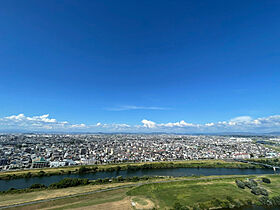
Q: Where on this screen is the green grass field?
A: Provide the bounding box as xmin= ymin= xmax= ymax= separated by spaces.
xmin=261 ymin=175 xmax=280 ymax=197
xmin=127 ymin=175 xmax=280 ymax=209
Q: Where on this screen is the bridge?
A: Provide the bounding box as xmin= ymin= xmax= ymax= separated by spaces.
xmin=235 ymin=159 xmax=280 ymax=171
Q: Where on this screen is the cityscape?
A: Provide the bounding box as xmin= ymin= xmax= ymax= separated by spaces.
xmin=1 ymin=0 xmax=280 ymax=209
xmin=1 ymin=134 xmax=279 ymax=171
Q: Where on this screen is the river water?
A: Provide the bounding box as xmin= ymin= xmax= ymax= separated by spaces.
xmin=0 ymin=167 xmax=275 ymax=191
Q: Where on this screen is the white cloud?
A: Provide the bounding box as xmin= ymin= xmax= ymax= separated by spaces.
xmin=140 ymin=119 xmax=198 ymax=130
xmin=1 ymin=113 xmax=280 ymax=133
xmin=0 ymin=114 xmax=83 ymax=131
xmin=106 ymin=106 xmax=168 ymax=111
xmin=159 ymin=120 xmax=196 ymax=128
xmin=230 ymin=116 xmax=252 ymax=123
xmin=5 ymin=113 xmax=25 ymax=120
xmin=141 ymin=119 xmax=156 ymax=128
xmin=205 ymin=122 xmax=214 ymax=127
xmin=26 ymin=114 xmax=57 ymax=123
xmin=139 ymin=115 xmax=280 ymax=132
xmin=70 ymin=123 xmax=86 ymax=128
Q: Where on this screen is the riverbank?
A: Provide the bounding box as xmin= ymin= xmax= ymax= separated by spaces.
xmin=0 ymin=167 xmax=275 ymax=191
xmin=0 ymin=175 xmax=162 ymax=194
xmin=0 ymin=159 xmax=260 ymax=180
xmin=1 ymin=174 xmax=279 ymax=210
xmin=245 ymin=158 xmax=280 ymax=168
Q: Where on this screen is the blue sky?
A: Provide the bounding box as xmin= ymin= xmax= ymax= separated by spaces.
xmin=0 ymin=0 xmax=280 ymax=132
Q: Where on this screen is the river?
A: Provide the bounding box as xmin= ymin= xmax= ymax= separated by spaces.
xmin=0 ymin=167 xmax=276 ymax=191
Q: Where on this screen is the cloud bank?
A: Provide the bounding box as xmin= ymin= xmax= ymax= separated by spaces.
xmin=0 ymin=113 xmax=280 ymax=133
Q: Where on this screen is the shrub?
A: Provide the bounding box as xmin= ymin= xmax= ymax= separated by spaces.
xmin=29 ymin=183 xmax=46 ymax=189
xmin=251 ymin=187 xmax=267 ymax=196
xmin=259 ymin=196 xmax=272 ymax=206
xmin=211 ymin=198 xmax=223 ymax=207
xmin=49 ymin=178 xmax=89 ymax=189
xmin=131 ymin=176 xmax=140 ymax=182
xmin=245 ymin=199 xmax=253 ymax=205
xmin=173 ymin=202 xmax=189 ymax=210
xmin=198 ymin=202 xmax=208 ymax=209
xmin=244 ymin=179 xmax=257 ymax=189
xmin=259 ymin=188 xmax=269 ymax=196
xmin=235 ymin=180 xmax=245 ymax=189
xmin=262 ymin=177 xmax=271 ymax=184
xmin=78 ymin=166 xmax=89 ymax=174
xmin=103 ymin=178 xmax=110 ymax=183
xmin=270 ymin=195 xmax=280 ymax=206
xmin=23 ymin=172 xmax=32 ymax=178
xmin=233 ymin=200 xmax=242 ymax=208
xmin=37 ymin=171 xmax=46 ymax=177
xmin=192 ymin=205 xmax=202 ymax=210
xmin=249 ymin=179 xmax=258 ymax=187
xmin=251 ymin=187 xmax=260 ymax=195
xmin=226 ymin=196 xmax=234 ymax=203
xmin=116 ymin=176 xmax=124 ymax=182
xmin=220 ymin=200 xmax=231 ymax=208
xmin=94 ymin=178 xmax=103 ymax=184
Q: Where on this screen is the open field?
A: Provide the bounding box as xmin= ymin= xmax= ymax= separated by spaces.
xmin=74 ymin=196 xmax=132 ymax=210
xmin=2 ymin=174 xmax=280 ymax=210
xmin=261 ymin=175 xmax=280 ymax=197
xmin=5 ymin=188 xmax=130 ymax=210
xmin=127 ymin=174 xmax=280 ymax=209
xmin=0 ymin=177 xmax=171 ymax=207
xmin=0 ymin=159 xmax=258 ymax=180
xmin=0 ymin=183 xmax=130 ymax=207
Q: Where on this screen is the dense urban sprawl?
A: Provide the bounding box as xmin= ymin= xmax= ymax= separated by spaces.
xmin=0 ymin=134 xmax=279 ymax=171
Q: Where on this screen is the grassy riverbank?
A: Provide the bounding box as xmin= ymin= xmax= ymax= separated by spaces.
xmin=127 ymin=174 xmax=280 ymax=209
xmin=0 ymin=176 xmax=170 ymax=208
xmin=1 ymin=186 xmax=131 ymax=210
xmin=2 ymin=174 xmax=279 ymax=210
xmin=0 ymin=159 xmax=259 ymax=180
